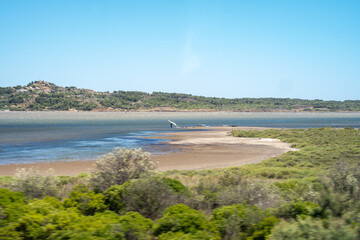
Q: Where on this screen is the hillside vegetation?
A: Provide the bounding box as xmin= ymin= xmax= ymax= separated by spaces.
xmin=1 ymin=81 xmax=360 ymax=111
xmin=1 ymin=128 xmax=360 ymax=239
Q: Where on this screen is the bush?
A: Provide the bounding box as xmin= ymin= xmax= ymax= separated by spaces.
xmin=153 ymin=204 xmax=219 ymax=239
xmin=156 ymin=231 xmax=217 ymax=240
xmin=0 ymin=196 xmax=81 ymax=239
xmin=63 ymin=185 xmax=107 ymax=215
xmin=118 ymin=211 xmax=154 ymax=240
xmin=0 ymin=189 xmax=25 ymax=207
xmin=47 ymin=211 xmax=125 ymax=240
xmin=211 ymin=203 xmax=278 ymax=240
xmin=273 ymin=178 xmax=322 ymax=203
xmin=0 ymin=190 xmax=28 ymax=227
xmin=269 ymin=217 xmax=358 ymax=240
xmin=160 ymin=177 xmax=190 ymax=195
xmin=276 ymin=200 xmax=324 ymax=219
xmin=0 ymin=195 xmax=153 ymax=240
xmin=216 ymin=180 xmax=280 ymax=209
xmin=10 ymin=168 xmax=59 ymax=199
xmin=104 ymin=177 xmax=189 ymax=215
xmin=326 ymin=163 xmax=360 ymax=202
xmin=104 ymin=183 xmax=130 ymax=213
xmin=312 ymin=163 xmax=360 ymax=217
xmin=91 ymin=148 xmax=156 ymax=192
xmin=123 ymin=178 xmax=180 ymax=219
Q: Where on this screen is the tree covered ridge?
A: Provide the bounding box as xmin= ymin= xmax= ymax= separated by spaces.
xmin=1 ymin=80 xmax=359 ymax=111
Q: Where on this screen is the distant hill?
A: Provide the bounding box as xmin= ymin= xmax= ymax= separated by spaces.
xmin=1 ymin=81 xmax=359 ymax=112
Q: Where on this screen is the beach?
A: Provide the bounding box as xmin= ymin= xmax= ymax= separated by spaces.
xmin=0 ymin=127 xmax=297 ymax=176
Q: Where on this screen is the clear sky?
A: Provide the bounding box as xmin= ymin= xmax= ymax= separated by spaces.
xmin=1 ymin=0 xmax=359 ymax=100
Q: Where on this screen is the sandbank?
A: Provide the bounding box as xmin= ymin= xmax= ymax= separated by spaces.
xmin=0 ymin=127 xmax=297 ymax=176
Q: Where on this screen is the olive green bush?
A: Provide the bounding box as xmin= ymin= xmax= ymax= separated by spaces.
xmin=117 ymin=211 xmax=154 ymax=240
xmin=104 ymin=182 xmax=130 ymax=213
xmin=11 ymin=168 xmax=59 ymax=199
xmin=211 ymin=203 xmax=278 ymax=240
xmin=153 ymin=204 xmax=219 ymax=240
xmin=0 ymin=189 xmax=25 ymax=207
xmin=269 ymin=217 xmax=358 ymax=240
xmin=276 ymin=200 xmax=324 ymax=219
xmin=216 ymin=180 xmax=281 ymax=209
xmin=63 ymin=185 xmax=107 ymax=215
xmin=0 ymin=192 xmax=154 ymax=240
xmin=122 ymin=178 xmax=181 ymax=219
xmin=91 ymin=148 xmax=156 ymax=192
xmin=325 ymin=163 xmax=360 ymax=202
xmin=0 ymin=196 xmax=80 ymax=240
xmin=47 ymin=211 xmax=126 ymax=240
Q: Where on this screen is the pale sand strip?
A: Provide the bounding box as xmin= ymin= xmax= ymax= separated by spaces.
xmin=0 ymin=127 xmax=297 ymax=176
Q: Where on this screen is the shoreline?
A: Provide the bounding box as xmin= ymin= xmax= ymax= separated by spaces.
xmin=1 ymin=110 xmax=360 ymax=113
xmin=0 ymin=127 xmax=297 ymax=176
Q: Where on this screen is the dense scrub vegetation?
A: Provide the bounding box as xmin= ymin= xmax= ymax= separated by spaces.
xmin=1 ymin=81 xmax=360 ymax=111
xmin=233 ymin=127 xmax=360 ymax=170
xmin=1 ymin=128 xmax=360 ymax=239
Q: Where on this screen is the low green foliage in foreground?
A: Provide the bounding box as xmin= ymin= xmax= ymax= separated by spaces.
xmin=1 ymin=128 xmax=360 ymax=239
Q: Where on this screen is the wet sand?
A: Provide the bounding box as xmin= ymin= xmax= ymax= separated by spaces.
xmin=0 ymin=127 xmax=297 ymax=176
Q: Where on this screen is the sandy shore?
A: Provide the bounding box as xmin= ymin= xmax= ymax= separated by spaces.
xmin=0 ymin=127 xmax=297 ymax=176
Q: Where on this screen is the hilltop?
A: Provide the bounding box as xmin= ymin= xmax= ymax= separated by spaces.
xmin=1 ymin=81 xmax=359 ymax=112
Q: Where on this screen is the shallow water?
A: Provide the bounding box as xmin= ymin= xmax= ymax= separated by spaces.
xmin=1 ymin=111 xmax=359 ymax=164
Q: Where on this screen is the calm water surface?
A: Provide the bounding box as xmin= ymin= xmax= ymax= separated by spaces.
xmin=1 ymin=112 xmax=359 ymax=165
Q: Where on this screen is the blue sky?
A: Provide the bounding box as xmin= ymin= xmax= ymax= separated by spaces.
xmin=0 ymin=0 xmax=359 ymax=100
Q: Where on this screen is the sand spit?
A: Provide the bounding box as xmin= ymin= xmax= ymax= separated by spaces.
xmin=152 ymin=127 xmax=297 ymax=171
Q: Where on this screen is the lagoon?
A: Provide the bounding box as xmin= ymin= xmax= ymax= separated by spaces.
xmin=1 ymin=111 xmax=359 ymax=165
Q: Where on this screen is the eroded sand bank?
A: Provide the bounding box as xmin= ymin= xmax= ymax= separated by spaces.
xmin=0 ymin=127 xmax=297 ymax=176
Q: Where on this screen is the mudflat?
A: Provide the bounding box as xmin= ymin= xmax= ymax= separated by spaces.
xmin=0 ymin=127 xmax=297 ymax=176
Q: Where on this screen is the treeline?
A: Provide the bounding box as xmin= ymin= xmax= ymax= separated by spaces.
xmin=1 ymin=128 xmax=360 ymax=239
xmin=1 ymin=81 xmax=360 ymax=111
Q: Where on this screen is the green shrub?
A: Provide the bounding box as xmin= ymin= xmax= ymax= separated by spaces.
xmin=326 ymin=163 xmax=360 ymax=202
xmin=273 ymin=178 xmax=321 ymax=202
xmin=160 ymin=177 xmax=190 ymax=195
xmin=0 ymin=196 xmax=153 ymax=240
xmin=47 ymin=211 xmax=125 ymax=240
xmin=104 ymin=183 xmax=130 ymax=213
xmin=211 ymin=203 xmax=279 ymax=240
xmin=63 ymin=185 xmax=107 ymax=215
xmin=52 ymin=211 xmax=152 ymax=239
xmin=153 ymin=204 xmax=219 ymax=239
xmin=0 ymin=199 xmax=28 ymax=227
xmin=123 ymin=178 xmax=180 ymax=219
xmin=0 ymin=197 xmax=81 ymax=239
xmin=0 ymin=189 xmax=25 ymax=207
xmin=276 ymin=200 xmax=324 ymax=219
xmin=216 ymin=180 xmax=280 ymax=209
xmin=157 ymin=231 xmax=218 ymax=240
xmin=269 ymin=217 xmax=358 ymax=240
xmin=118 ymin=211 xmax=154 ymax=240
